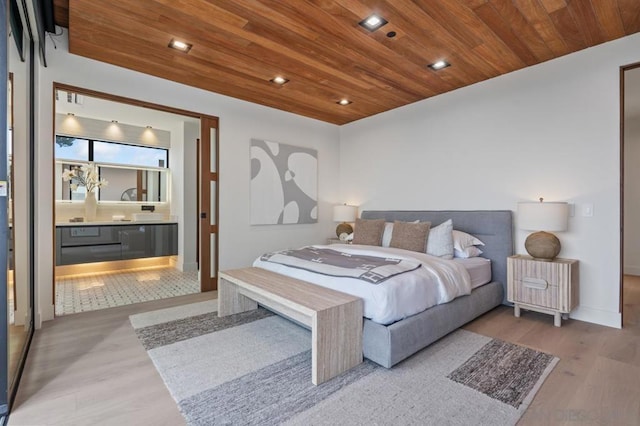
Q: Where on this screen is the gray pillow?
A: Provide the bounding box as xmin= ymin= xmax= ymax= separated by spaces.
xmin=352 ymin=218 xmax=386 ymax=246
xmin=390 ymin=221 xmax=431 ymax=253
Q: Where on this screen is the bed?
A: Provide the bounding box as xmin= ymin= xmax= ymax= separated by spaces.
xmin=255 ymin=210 xmax=513 ymax=368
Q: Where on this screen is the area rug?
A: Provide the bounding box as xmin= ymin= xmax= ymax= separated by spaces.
xmin=130 ymin=300 xmax=558 ymax=426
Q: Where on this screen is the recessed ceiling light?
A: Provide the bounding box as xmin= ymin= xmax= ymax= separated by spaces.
xmin=337 ymin=99 xmax=352 ymax=106
xmin=358 ymin=14 xmax=388 ymax=32
xmin=270 ymin=76 xmax=289 ymax=85
xmin=169 ymin=39 xmax=192 ymax=53
xmin=428 ymin=60 xmax=451 ymax=70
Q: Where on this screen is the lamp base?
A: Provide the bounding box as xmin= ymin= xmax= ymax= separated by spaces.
xmin=336 ymin=223 xmax=353 ymax=238
xmin=524 ymin=231 xmax=561 ymax=260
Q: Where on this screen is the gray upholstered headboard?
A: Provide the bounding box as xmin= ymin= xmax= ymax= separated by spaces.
xmin=361 ymin=210 xmax=513 ymax=304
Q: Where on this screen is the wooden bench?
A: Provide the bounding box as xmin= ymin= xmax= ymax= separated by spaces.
xmin=218 ymin=267 xmax=363 ymax=385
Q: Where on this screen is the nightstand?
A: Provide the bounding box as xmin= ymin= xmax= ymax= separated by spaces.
xmin=507 ymin=255 xmax=579 ymax=327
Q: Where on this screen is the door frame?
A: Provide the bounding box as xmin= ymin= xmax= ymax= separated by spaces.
xmin=620 ymin=61 xmax=640 ymax=327
xmin=199 ymin=118 xmax=219 ymax=291
xmin=51 ymin=83 xmax=219 ymax=295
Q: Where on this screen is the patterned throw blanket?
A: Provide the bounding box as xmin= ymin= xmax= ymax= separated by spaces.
xmin=260 ymin=247 xmax=421 ymax=284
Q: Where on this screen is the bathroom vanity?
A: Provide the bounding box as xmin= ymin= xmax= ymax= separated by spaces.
xmin=55 ymin=221 xmax=178 ymax=266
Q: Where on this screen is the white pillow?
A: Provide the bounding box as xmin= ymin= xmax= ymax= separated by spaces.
xmin=452 ymin=230 xmax=484 ymax=252
xmin=382 ymin=220 xmax=419 ymax=247
xmin=381 ymin=222 xmax=394 ymax=247
xmin=426 ymin=219 xmax=453 ymax=259
xmin=454 ymin=246 xmax=484 ymax=258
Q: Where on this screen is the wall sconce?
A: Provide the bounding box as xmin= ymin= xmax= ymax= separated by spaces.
xmin=518 ymin=198 xmax=569 ymax=260
xmin=333 ymin=204 xmax=357 ymax=239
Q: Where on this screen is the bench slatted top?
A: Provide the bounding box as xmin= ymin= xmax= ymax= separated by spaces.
xmin=219 ymin=267 xmax=361 ymax=313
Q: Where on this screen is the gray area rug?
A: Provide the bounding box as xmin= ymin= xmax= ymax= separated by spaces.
xmin=130 ymin=300 xmax=558 ymax=426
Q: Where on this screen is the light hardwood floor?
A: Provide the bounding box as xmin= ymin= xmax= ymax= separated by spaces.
xmin=9 ymin=292 xmax=215 ymax=426
xmin=8 ymin=278 xmax=640 ymax=425
xmin=466 ymin=275 xmax=640 ymax=425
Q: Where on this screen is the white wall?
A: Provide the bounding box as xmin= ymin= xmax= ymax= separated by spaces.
xmin=9 ymin=28 xmax=32 ymax=327
xmin=340 ymin=33 xmax=640 ymax=329
xmin=33 ymin=31 xmax=340 ymax=325
xmin=624 ymin=67 xmax=640 ymax=276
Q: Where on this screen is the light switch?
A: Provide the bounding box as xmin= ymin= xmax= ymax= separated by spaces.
xmin=582 ymin=203 xmax=594 ymax=217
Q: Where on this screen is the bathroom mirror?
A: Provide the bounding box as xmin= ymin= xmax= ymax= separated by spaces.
xmin=54 ymin=162 xmax=169 ymax=202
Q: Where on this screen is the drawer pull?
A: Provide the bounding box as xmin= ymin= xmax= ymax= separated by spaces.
xmin=523 ymin=277 xmax=548 ymax=290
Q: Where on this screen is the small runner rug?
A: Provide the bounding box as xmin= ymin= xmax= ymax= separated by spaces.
xmin=130 ymin=300 xmax=558 ymax=426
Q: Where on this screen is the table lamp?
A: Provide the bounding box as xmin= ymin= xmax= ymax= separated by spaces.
xmin=518 ymin=198 xmax=569 ymax=260
xmin=333 ymin=204 xmax=357 ymax=239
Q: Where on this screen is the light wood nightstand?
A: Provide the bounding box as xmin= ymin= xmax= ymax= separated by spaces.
xmin=507 ymin=255 xmax=579 ymax=327
xmin=327 ymin=238 xmax=349 ymax=245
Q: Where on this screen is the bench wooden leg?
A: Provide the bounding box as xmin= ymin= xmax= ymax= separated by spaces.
xmin=218 ymin=278 xmax=257 ymax=317
xmin=311 ymin=300 xmax=363 ymax=385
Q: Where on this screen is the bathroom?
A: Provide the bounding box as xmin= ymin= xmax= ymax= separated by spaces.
xmin=52 ymin=88 xmax=204 ymax=315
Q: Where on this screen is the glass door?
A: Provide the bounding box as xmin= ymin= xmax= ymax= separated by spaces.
xmin=3 ymin=0 xmax=35 ymax=414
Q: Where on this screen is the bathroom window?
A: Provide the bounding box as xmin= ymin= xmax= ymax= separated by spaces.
xmin=54 ymin=137 xmax=89 ymax=162
xmin=55 ymin=136 xmax=168 ymax=168
xmin=55 ymin=137 xmax=169 ymax=202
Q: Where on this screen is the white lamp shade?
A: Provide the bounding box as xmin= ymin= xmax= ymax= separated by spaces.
xmin=518 ymin=201 xmax=569 ymax=232
xmin=333 ymin=205 xmax=357 ymax=222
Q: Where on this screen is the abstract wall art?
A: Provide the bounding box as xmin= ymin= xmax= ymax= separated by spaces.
xmin=250 ymin=139 xmax=318 ymax=225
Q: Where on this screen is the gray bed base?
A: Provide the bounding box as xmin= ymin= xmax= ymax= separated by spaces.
xmin=360 ymin=210 xmax=513 ymax=368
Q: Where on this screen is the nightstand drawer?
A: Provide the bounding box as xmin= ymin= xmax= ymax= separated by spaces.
xmin=513 ymin=278 xmax=559 ymax=309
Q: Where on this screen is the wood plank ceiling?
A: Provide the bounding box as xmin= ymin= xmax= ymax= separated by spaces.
xmin=53 ymin=0 xmax=640 ymax=125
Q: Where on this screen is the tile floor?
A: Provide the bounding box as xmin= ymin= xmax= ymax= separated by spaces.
xmin=55 ymin=266 xmax=200 ymax=316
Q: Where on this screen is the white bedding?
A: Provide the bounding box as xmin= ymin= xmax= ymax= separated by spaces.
xmin=453 ymin=257 xmax=492 ymax=289
xmin=253 ymin=244 xmax=472 ymax=325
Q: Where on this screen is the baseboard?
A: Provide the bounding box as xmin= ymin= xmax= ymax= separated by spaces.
xmin=180 ymin=262 xmax=198 ymax=272
xmin=35 ymin=311 xmax=42 ymax=329
xmin=623 ymin=266 xmax=640 ymax=276
xmin=36 ymin=303 xmax=56 ymax=327
xmin=570 ymin=305 xmax=621 ymax=329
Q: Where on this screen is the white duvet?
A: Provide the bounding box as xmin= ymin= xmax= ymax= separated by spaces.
xmin=252 ymin=244 xmax=472 ymax=325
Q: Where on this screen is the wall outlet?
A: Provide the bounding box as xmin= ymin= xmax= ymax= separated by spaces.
xmin=582 ymin=203 xmax=594 ymax=217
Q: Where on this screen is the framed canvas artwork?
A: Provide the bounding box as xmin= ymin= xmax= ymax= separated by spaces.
xmin=250 ymin=139 xmax=318 ymax=225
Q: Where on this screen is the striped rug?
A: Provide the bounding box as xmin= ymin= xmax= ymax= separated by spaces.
xmin=130 ymin=300 xmax=558 ymax=426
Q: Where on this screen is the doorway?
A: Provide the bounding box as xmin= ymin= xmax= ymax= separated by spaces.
xmin=52 ymin=83 xmax=219 ymax=315
xmin=621 ymin=63 xmax=640 ymax=327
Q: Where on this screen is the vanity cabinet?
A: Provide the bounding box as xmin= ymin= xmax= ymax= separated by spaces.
xmin=55 ymin=223 xmax=178 ymax=265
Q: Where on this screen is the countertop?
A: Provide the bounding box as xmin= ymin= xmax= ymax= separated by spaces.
xmin=56 ymin=220 xmax=178 ymax=227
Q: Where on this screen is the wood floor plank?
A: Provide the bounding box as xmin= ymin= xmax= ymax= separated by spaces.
xmin=8 ymin=276 xmax=640 ymax=425
xmin=9 ymin=292 xmax=215 ymax=425
xmin=468 ymin=277 xmax=639 ymax=426
xmin=560 ymin=356 xmax=640 ymax=425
